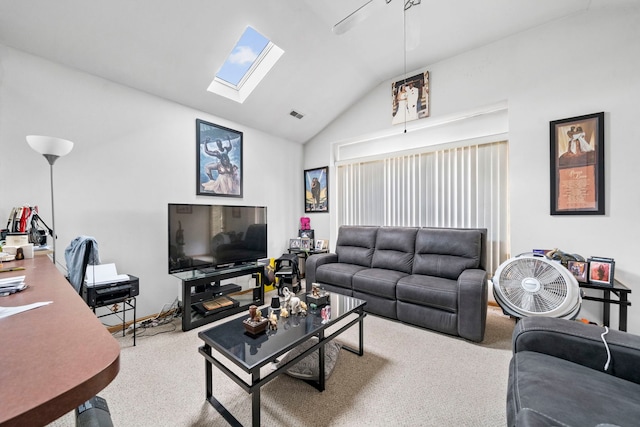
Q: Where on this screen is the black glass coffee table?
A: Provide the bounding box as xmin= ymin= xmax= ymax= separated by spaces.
xmin=198 ymin=293 xmax=366 ymax=427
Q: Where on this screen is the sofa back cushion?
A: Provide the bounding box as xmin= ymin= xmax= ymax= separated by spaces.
xmin=371 ymin=227 xmax=417 ymax=274
xmin=335 ymin=226 xmax=378 ymax=267
xmin=413 ymin=228 xmax=484 ymax=279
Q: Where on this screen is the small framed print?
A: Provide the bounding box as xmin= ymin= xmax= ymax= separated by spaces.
xmin=289 ymin=238 xmax=302 ymax=250
xmin=299 ymin=229 xmax=314 ymax=240
xmin=301 ymin=238 xmax=311 ymax=250
xmin=567 ymin=260 xmax=588 ymax=283
xmin=588 ymin=257 xmax=615 ymax=286
xmin=315 ymin=239 xmax=327 ymax=251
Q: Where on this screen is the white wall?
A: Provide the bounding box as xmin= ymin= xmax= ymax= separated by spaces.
xmin=0 ymin=45 xmax=303 ymax=320
xmin=305 ymin=4 xmax=640 ymax=333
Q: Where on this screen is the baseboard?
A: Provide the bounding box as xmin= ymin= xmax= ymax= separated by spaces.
xmin=105 ymin=309 xmax=178 ymax=334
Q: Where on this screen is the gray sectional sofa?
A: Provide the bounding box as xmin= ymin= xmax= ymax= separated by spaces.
xmin=305 ymin=225 xmax=488 ymax=342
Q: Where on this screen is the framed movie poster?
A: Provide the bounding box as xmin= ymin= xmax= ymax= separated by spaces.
xmin=550 ymin=112 xmax=604 ymax=215
xmin=391 ymin=71 xmax=429 ymax=125
xmin=304 ymin=166 xmax=328 ymax=213
xmin=196 ymin=119 xmax=243 ymax=197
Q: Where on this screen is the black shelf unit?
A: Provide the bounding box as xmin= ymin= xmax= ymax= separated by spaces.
xmin=174 ymin=264 xmax=264 ymax=331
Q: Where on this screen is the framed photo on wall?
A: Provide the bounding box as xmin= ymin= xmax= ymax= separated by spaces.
xmin=391 ymin=71 xmax=429 ymax=125
xmin=550 ymin=112 xmax=604 ymax=215
xmin=304 ymin=166 xmax=328 ymax=213
xmin=196 ymin=119 xmax=243 ymax=197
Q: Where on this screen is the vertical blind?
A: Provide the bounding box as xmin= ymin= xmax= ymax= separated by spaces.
xmin=337 ymin=140 xmax=509 ymax=274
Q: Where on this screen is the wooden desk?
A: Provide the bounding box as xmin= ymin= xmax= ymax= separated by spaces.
xmin=0 ymin=256 xmax=120 ymax=426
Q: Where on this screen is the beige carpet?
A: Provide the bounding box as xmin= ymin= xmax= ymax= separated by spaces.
xmin=49 ymin=301 xmax=515 ymax=427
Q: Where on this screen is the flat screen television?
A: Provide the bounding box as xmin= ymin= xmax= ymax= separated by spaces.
xmin=168 ymin=203 xmax=267 ymax=274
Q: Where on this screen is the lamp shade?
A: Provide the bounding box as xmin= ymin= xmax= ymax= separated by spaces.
xmin=27 ymin=135 xmax=74 ymax=157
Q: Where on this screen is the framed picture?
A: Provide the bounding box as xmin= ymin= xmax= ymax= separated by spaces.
xmin=304 ymin=166 xmax=329 ymax=213
xmin=567 ymin=260 xmax=588 ymax=283
xmin=299 ymin=229 xmax=314 ymax=240
xmin=588 ymin=257 xmax=615 ymax=286
xmin=289 ymin=238 xmax=302 ymax=249
xmin=315 ymin=239 xmax=328 ymax=251
xmin=392 ymin=71 xmax=429 ymax=125
xmin=300 ymin=238 xmax=311 ymax=250
xmin=196 ymin=119 xmax=243 ymax=197
xmin=550 ymin=112 xmax=605 ymax=215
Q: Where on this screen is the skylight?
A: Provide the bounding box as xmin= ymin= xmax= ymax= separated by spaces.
xmin=208 ymin=26 xmax=284 ymax=103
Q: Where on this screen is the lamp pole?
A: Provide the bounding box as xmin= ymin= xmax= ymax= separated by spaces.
xmin=27 ymin=135 xmax=74 ymax=266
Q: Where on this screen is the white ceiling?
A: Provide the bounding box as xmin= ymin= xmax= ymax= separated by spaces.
xmin=0 ymin=0 xmax=601 ymax=143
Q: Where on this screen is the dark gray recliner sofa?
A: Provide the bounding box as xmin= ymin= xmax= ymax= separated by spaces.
xmin=305 ymin=225 xmax=488 ymax=342
xmin=508 ymin=316 xmax=640 ymax=426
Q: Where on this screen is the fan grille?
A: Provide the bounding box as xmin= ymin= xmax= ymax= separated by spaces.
xmin=497 ymin=257 xmax=569 ymax=314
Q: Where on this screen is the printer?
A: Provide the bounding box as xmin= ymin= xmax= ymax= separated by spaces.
xmin=82 ymin=263 xmax=139 ymax=307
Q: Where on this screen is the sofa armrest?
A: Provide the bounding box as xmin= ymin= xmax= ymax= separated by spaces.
xmin=513 ymin=316 xmax=640 ymax=384
xmin=305 ymin=253 xmax=338 ymax=292
xmin=457 ymin=268 xmax=488 ymax=342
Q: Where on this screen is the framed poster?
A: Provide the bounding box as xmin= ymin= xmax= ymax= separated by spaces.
xmin=304 ymin=166 xmax=328 ymax=213
xmin=196 ymin=119 xmax=243 ymax=197
xmin=391 ymin=71 xmax=429 ymax=125
xmin=550 ymin=112 xmax=604 ymax=215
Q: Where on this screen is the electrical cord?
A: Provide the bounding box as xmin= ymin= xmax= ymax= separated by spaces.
xmin=601 ymin=326 xmax=611 ymax=371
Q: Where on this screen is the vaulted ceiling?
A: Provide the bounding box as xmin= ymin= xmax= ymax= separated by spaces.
xmin=0 ymin=0 xmax=601 ymax=143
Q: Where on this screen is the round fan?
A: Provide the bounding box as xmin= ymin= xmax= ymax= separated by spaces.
xmin=492 ymin=253 xmax=581 ymax=319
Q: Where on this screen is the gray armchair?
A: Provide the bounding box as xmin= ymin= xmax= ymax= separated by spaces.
xmin=508 ymin=316 xmax=640 ymax=426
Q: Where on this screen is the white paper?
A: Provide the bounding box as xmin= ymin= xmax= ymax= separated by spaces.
xmin=85 ymin=264 xmax=129 ymax=286
xmin=0 ymin=301 xmax=52 ymax=319
xmin=0 ymin=275 xmax=26 ymax=287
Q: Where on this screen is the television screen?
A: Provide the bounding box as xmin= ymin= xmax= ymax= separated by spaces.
xmin=168 ymin=204 xmax=267 ymax=274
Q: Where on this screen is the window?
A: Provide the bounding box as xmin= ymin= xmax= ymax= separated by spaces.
xmin=208 ymin=26 xmax=284 ymax=103
xmin=336 ymin=140 xmax=509 ymax=274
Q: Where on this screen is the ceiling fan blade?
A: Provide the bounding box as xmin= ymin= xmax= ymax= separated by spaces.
xmin=332 ymin=0 xmax=376 ymax=35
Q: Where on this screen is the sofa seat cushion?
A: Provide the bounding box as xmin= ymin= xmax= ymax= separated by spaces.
xmin=352 ymin=268 xmax=408 ymax=299
xmin=396 ymin=275 xmax=458 ymax=312
xmin=509 ymin=351 xmax=640 ymax=427
xmin=315 ymin=263 xmax=368 ymax=290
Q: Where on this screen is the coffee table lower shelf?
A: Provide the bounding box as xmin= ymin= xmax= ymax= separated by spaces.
xmin=198 ymin=294 xmax=366 ymax=427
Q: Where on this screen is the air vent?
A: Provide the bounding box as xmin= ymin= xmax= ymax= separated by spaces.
xmin=289 ymin=110 xmax=304 ymax=119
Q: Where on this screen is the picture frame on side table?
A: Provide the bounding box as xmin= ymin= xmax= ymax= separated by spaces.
xmin=567 ymin=260 xmax=588 ymax=283
xmin=289 ymin=238 xmax=302 ymax=250
xmin=300 ymin=238 xmax=311 ymax=250
xmin=550 ymin=112 xmax=605 ymax=215
xmin=315 ymin=239 xmax=328 ymax=251
xmin=299 ymin=229 xmax=314 ymax=240
xmin=588 ymin=257 xmax=615 ymax=286
xmin=304 ymin=166 xmax=329 ymax=213
xmin=196 ymin=119 xmax=243 ymax=197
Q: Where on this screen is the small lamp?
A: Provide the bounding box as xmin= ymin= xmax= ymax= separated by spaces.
xmin=26 ymin=135 xmax=74 ymax=265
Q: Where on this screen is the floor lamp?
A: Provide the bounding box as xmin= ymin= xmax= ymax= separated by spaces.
xmin=26 ymin=135 xmax=74 ymax=265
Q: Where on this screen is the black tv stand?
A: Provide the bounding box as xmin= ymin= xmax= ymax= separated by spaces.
xmin=173 ymin=264 xmax=264 ymax=331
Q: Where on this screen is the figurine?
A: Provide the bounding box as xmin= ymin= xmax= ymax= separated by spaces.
xmin=248 ymin=304 xmax=263 ymax=322
xmin=280 ymin=307 xmax=289 ymax=318
xmin=268 ymin=312 xmax=278 ymax=330
xmin=300 ymin=216 xmax=311 ymax=230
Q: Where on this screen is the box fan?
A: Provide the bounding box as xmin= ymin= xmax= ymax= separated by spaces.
xmin=492 ymin=253 xmax=581 ymax=319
